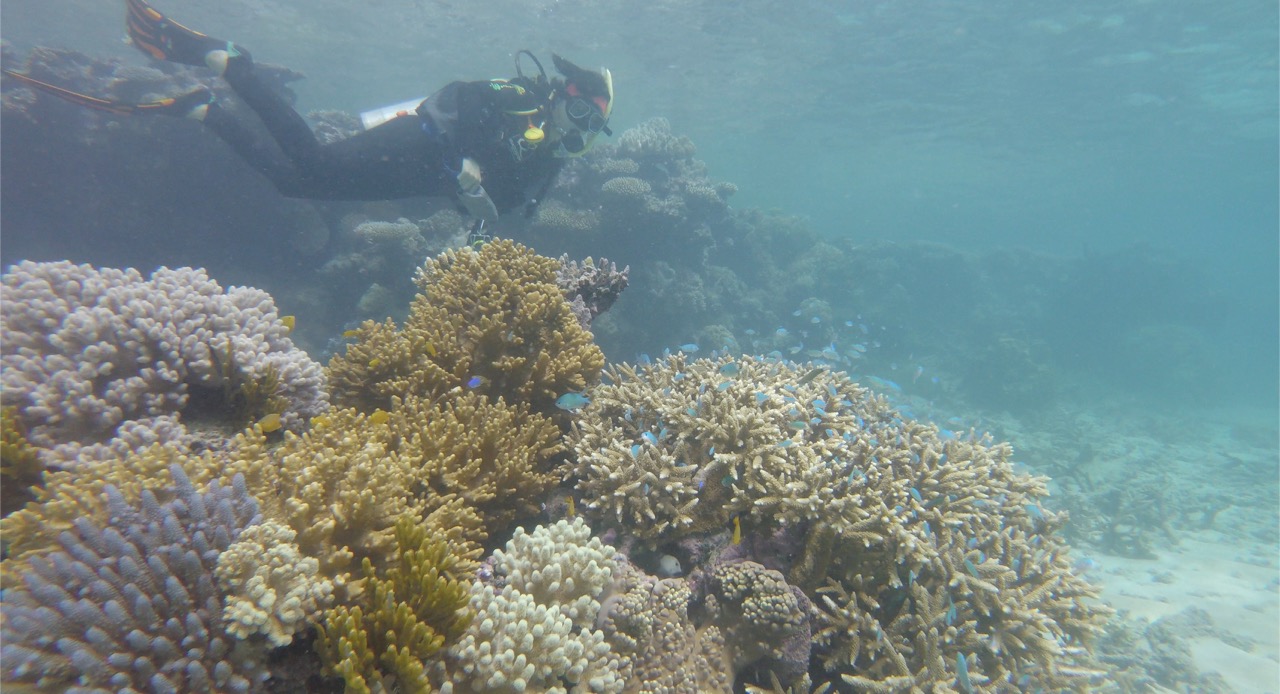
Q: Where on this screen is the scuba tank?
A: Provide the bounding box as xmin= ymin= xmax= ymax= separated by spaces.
xmin=359 ymin=97 xmax=426 ymax=130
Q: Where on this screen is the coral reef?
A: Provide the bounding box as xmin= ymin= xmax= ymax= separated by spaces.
xmin=700 ymin=560 xmax=812 ymax=685
xmin=557 ymin=254 xmax=631 ymax=329
xmin=596 ymin=559 xmax=734 ymax=693
xmin=317 ymin=516 xmax=473 ymax=694
xmin=0 ymin=405 xmax=42 ymax=517
xmin=216 ymin=520 xmax=336 ymax=648
xmin=327 ymin=239 xmax=605 ymax=414
xmin=0 ymin=261 xmax=327 ymax=457
xmin=569 ymin=353 xmax=1112 ymax=690
xmin=0 ymin=465 xmax=265 ymax=692
xmin=442 ymin=518 xmax=623 ymax=693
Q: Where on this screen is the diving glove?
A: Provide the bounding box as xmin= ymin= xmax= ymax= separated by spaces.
xmin=456 ymin=157 xmax=497 ymax=221
xmin=459 ymin=186 xmax=499 ymax=222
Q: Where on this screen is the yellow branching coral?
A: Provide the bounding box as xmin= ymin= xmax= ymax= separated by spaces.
xmin=390 ymin=391 xmax=563 ymax=531
xmin=328 ymin=239 xmax=604 ymax=414
xmin=317 ymin=516 xmax=473 ymax=694
xmin=2 ymin=441 xmax=217 ymax=562
xmin=569 ymin=354 xmax=1113 ymax=690
xmin=0 ymin=405 xmax=42 ymax=518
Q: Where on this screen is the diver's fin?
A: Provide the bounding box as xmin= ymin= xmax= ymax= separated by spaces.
xmin=126 ymin=0 xmax=244 ymax=70
xmin=2 ymin=69 xmax=212 ymax=118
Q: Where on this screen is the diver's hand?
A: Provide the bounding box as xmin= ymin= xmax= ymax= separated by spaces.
xmin=460 ymin=185 xmax=499 ymax=222
xmin=457 ymin=157 xmax=483 ymax=193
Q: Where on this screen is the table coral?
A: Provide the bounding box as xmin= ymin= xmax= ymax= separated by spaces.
xmin=0 ymin=261 xmax=327 ymax=458
xmin=568 ymin=353 xmax=1112 ymax=690
xmin=327 ymin=239 xmax=604 ymax=414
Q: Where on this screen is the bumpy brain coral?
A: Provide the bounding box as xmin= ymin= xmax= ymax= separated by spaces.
xmin=568 ymin=353 xmax=1112 ymax=690
xmin=0 ymin=260 xmax=327 ymax=455
xmin=327 ymin=239 xmax=605 ymax=414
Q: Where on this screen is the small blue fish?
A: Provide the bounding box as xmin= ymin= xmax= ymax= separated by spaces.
xmin=679 ymin=343 xmax=699 ymax=353
xmin=638 ymin=353 xmax=651 ymax=365
xmin=467 ymin=376 xmax=484 ymax=389
xmin=909 ymin=487 xmax=923 ymax=503
xmin=555 ymin=392 xmax=591 ymax=410
xmin=755 ymin=392 xmax=768 ymax=404
xmin=716 ymin=381 xmax=733 ymax=391
xmin=792 ymin=309 xmax=803 ymax=317
xmin=778 ymin=439 xmax=794 ymax=447
xmin=641 ymin=431 xmax=659 ymax=446
xmin=719 ymin=362 xmax=741 ymax=376
xmin=945 ymin=595 xmax=957 ymax=625
xmin=708 ymin=446 xmax=716 ymax=456
xmin=964 ymin=559 xmax=980 ymax=577
xmin=844 ymin=320 xmax=854 ymax=327
xmin=744 ymin=329 xmax=757 ymax=336
xmin=631 ymin=444 xmax=641 ymax=457
xmin=788 ymin=421 xmax=807 ymax=430
xmin=686 ymin=407 xmax=698 ymax=416
xmin=673 ymin=372 xmax=685 ymax=382
xmin=956 ymin=653 xmax=973 ymax=693
xmin=810 ymin=316 xmax=821 ymax=324
xmin=775 ymin=328 xmax=789 ymax=337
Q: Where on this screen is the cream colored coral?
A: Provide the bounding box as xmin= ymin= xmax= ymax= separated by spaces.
xmin=452 ymin=583 xmax=622 ymax=693
xmin=492 ymin=518 xmax=616 ymax=627
xmin=216 ymin=520 xmax=335 ymax=647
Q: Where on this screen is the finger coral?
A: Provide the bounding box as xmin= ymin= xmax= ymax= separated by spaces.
xmin=444 ymin=518 xmax=623 ymax=693
xmin=216 ymin=519 xmax=336 ymax=647
xmin=568 ymin=353 xmax=1112 ymax=690
xmin=0 ymin=465 xmax=265 ymax=692
xmin=317 ymin=516 xmax=473 ymax=694
xmin=327 ymin=239 xmax=605 ymax=414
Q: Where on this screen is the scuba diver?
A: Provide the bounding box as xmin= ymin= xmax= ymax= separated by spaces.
xmin=2 ymin=0 xmax=614 ymax=223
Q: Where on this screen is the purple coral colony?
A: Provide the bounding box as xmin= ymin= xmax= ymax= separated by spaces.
xmin=1 ymin=50 xmax=1117 ymax=694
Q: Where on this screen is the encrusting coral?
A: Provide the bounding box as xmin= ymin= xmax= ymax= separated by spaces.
xmin=568 ymin=353 xmax=1112 ymax=690
xmin=327 ymin=239 xmax=605 ymax=414
xmin=317 ymin=515 xmax=473 ymax=694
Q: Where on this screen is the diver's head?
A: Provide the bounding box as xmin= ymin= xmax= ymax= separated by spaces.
xmin=548 ymin=53 xmax=613 ymax=157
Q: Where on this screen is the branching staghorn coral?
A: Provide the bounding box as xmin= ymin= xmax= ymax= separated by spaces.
xmin=317 ymin=516 xmax=473 ymax=694
xmin=568 ymin=353 xmax=1112 ymax=690
xmin=327 ymin=239 xmax=605 ymax=414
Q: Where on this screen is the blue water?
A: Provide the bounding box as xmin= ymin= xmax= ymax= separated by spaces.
xmin=1 ymin=1 xmax=1277 ymax=688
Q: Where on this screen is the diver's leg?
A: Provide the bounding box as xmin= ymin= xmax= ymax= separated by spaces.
xmin=198 ymin=101 xmax=312 ymax=196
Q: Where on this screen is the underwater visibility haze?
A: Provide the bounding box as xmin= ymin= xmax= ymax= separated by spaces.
xmin=1 ymin=0 xmax=1277 ymax=691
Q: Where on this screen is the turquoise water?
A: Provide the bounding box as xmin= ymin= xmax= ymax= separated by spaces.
xmin=1 ymin=0 xmax=1276 ymax=689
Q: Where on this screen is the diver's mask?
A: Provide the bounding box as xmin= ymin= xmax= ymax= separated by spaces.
xmin=552 ymin=68 xmax=613 ymax=157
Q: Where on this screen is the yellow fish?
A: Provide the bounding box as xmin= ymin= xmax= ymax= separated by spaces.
xmin=369 ymin=410 xmax=389 ymax=425
xmin=280 ymin=315 xmax=296 ymax=333
xmin=566 ymin=496 xmax=576 ymax=518
xmin=257 ymin=413 xmax=282 ymax=433
xmin=368 ymin=358 xmax=381 ymax=368
xmin=310 ymin=414 xmax=332 ymax=429
xmin=426 ymin=342 xmax=438 ymax=357
xmin=731 ymin=516 xmax=742 ymax=545
xmin=342 ymin=329 xmax=361 ymax=338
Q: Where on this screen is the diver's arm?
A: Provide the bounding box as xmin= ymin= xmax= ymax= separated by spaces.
xmin=456 ymin=157 xmax=499 ymax=222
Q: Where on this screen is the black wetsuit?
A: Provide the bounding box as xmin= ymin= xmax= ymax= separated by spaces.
xmin=202 ymin=60 xmax=564 ymax=214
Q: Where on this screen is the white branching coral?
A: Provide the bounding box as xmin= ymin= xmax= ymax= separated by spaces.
xmin=447 ymin=518 xmax=623 ymax=693
xmin=493 ymin=518 xmax=617 ymax=627
xmin=216 ymin=520 xmax=335 ymax=647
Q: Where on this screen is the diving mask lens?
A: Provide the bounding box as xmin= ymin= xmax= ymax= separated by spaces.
xmin=566 ymin=97 xmax=608 ymax=134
